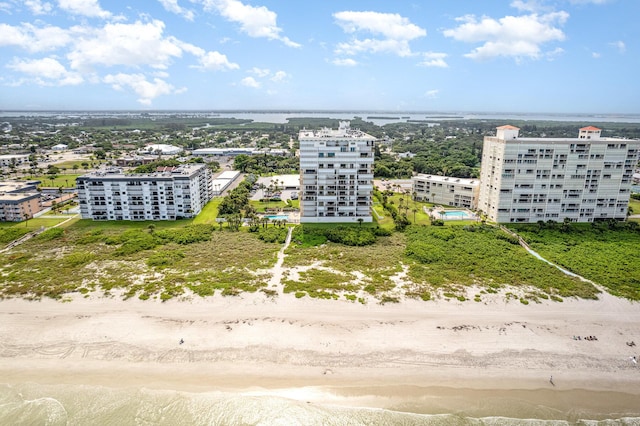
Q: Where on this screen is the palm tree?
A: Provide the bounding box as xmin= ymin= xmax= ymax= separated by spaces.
xmin=412 ymin=208 xmax=418 ymax=223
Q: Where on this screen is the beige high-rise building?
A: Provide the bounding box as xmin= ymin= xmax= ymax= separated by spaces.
xmin=478 ymin=125 xmax=639 ymax=223
xmin=299 ymin=122 xmax=375 ymax=223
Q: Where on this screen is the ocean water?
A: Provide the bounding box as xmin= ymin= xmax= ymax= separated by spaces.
xmin=1 ymin=384 xmax=639 ymax=426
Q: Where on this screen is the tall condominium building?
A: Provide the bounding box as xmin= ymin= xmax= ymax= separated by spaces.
xmin=77 ymin=164 xmax=212 ymax=221
xmin=299 ymin=121 xmax=376 ymax=223
xmin=478 ymin=125 xmax=640 ymax=223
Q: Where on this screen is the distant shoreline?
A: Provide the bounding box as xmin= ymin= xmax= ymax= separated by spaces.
xmin=3 ymin=110 xmax=640 ymax=124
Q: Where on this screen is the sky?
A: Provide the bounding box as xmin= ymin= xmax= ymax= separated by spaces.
xmin=0 ymin=0 xmax=638 ymax=113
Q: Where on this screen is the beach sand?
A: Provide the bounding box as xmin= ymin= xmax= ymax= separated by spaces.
xmin=1 ymin=291 xmax=640 ymax=423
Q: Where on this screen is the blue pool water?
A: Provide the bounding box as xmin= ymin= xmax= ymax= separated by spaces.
xmin=264 ymin=215 xmax=289 ymax=220
xmin=442 ymin=210 xmax=469 ymax=217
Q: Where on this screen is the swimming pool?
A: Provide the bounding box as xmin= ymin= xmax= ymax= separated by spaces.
xmin=264 ymin=214 xmax=289 ymax=220
xmin=440 ymin=210 xmax=474 ymax=219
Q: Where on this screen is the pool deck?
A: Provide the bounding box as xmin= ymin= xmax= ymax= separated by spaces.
xmin=429 ymin=207 xmax=477 ymax=221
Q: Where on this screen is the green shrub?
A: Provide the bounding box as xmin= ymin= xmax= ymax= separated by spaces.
xmin=324 ymin=226 xmax=376 ymax=246
xmin=147 ymin=251 xmax=185 ymax=268
xmin=77 ymin=229 xmax=106 ymax=244
xmin=36 ymin=228 xmax=64 ymax=241
xmin=261 ymin=288 xmax=278 ymax=298
xmin=63 ymin=251 xmax=95 ymax=267
xmin=114 ymin=232 xmax=158 ymax=256
xmin=293 ymin=224 xmax=378 ymax=247
xmin=258 ymin=227 xmax=288 ymax=243
xmin=0 ymin=228 xmax=30 ymax=244
xmin=155 ymin=224 xmax=214 ymax=245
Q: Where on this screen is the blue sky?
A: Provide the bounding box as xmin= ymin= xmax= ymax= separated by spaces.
xmin=0 ymin=0 xmax=638 ymax=113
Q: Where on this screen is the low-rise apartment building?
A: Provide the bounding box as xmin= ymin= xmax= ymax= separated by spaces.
xmin=0 ymin=154 xmax=29 ymax=167
xmin=478 ymin=125 xmax=640 ymax=223
xmin=412 ymin=174 xmax=479 ymax=209
xmin=77 ymin=164 xmax=212 ymax=220
xmin=0 ymin=192 xmax=41 ymax=221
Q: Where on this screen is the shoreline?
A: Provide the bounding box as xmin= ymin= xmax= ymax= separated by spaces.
xmin=2 ymin=292 xmax=640 ymax=420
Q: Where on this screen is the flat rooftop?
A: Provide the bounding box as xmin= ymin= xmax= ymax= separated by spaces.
xmin=414 ymin=174 xmax=479 ymax=186
xmin=79 ymin=164 xmax=206 ymax=180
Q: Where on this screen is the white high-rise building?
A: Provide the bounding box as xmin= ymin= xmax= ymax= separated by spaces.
xmin=478 ymin=125 xmax=640 ymax=223
xmin=77 ymin=164 xmax=212 ymax=221
xmin=299 ymin=122 xmax=376 ymax=223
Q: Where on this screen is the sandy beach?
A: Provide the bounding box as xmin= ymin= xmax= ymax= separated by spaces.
xmin=1 ymin=290 xmax=640 ymax=423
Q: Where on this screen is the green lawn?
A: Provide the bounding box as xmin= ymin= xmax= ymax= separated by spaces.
xmin=20 ymin=174 xmax=82 ymax=188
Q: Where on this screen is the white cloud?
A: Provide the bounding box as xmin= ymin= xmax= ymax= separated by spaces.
xmin=592 ymin=51 xmax=601 ymax=58
xmin=270 ymin=70 xmax=288 ymax=82
xmin=158 ymin=0 xmax=194 ymax=21
xmin=67 ymin=20 xmax=183 ymax=71
xmin=243 ymin=68 xmax=289 ymax=84
xmin=443 ymin=11 xmax=568 ymax=61
xmin=240 ymin=76 xmax=260 ymax=88
xmin=332 ymin=58 xmax=358 ymax=67
xmin=249 ymin=67 xmax=270 ymax=77
xmin=0 ymin=23 xmax=73 ymax=52
xmin=418 ymin=52 xmax=448 ymax=68
xmin=202 ymin=0 xmax=300 ymax=47
xmin=57 ymin=0 xmax=111 ymax=19
xmin=0 ymin=3 xmax=11 ymax=14
xmin=195 ymin=50 xmax=239 ymax=71
xmin=25 ymin=0 xmax=53 ymax=15
xmin=333 ymin=11 xmax=426 ymax=57
xmin=334 ymin=11 xmax=426 ymax=40
xmin=546 ymin=47 xmax=564 ymax=60
xmin=104 ymin=73 xmax=183 ymax=105
xmin=425 ymin=89 xmax=439 ymax=99
xmin=335 ymin=38 xmax=415 ymax=57
xmin=610 ymin=40 xmax=625 ymax=53
xmin=7 ymin=57 xmax=83 ymax=85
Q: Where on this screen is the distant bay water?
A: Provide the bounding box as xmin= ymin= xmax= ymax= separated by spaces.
xmin=2 ymin=111 xmax=640 ymax=126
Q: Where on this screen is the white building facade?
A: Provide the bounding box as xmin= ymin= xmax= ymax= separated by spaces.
xmin=478 ymin=125 xmax=640 ymax=223
xmin=77 ymin=164 xmax=212 ymax=221
xmin=412 ymin=174 xmax=479 ymax=209
xmin=299 ymin=122 xmax=376 ymax=223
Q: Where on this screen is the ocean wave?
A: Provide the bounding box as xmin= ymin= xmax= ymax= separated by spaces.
xmin=1 ymin=384 xmax=639 ymax=425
